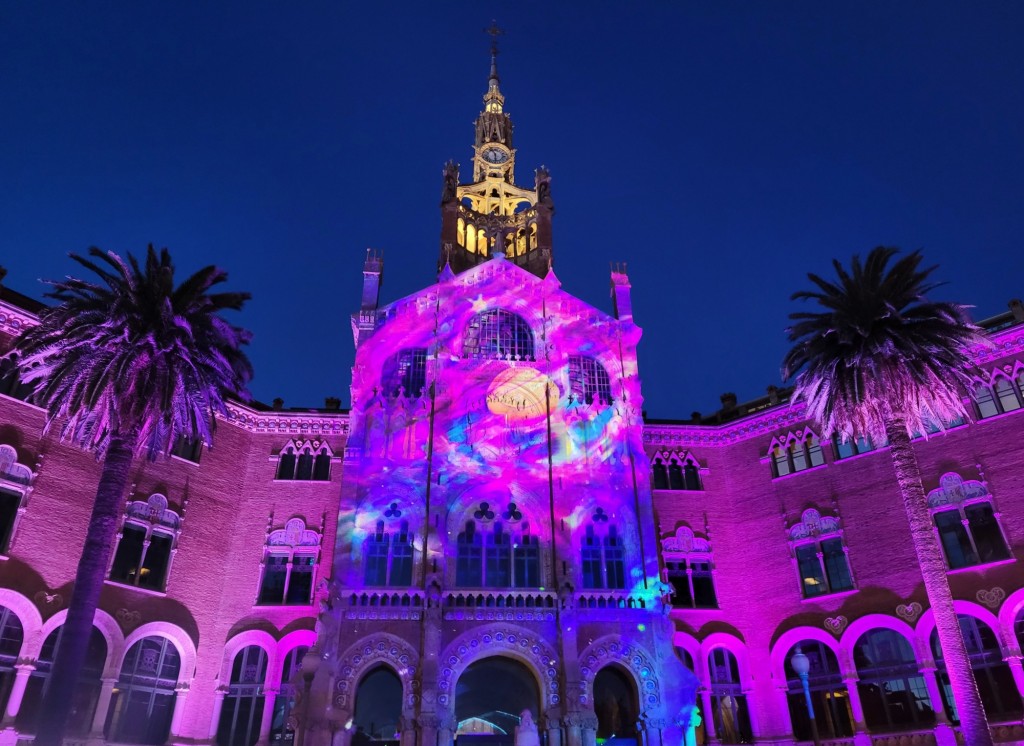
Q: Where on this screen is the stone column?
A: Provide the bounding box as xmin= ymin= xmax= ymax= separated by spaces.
xmin=742 ymin=688 xmax=760 ymax=738
xmin=417 ymin=713 xmax=439 ymax=746
xmin=437 ymin=713 xmax=456 ymax=746
xmin=640 ymin=715 xmax=666 ymax=746
xmin=841 ymin=677 xmax=872 ymax=746
xmin=1 ymin=663 xmax=34 ymax=726
xmin=920 ymin=667 xmax=957 ymax=746
xmin=88 ymin=676 xmax=118 ymax=738
xmin=562 ymin=714 xmax=583 ymax=746
xmin=771 ymin=684 xmax=794 ymax=743
xmin=580 ymin=713 xmax=598 ymax=746
xmin=256 ymin=688 xmax=278 ymax=746
xmin=699 ymin=689 xmax=717 ymax=741
xmin=398 ymin=714 xmax=416 ymax=746
xmin=1005 ymin=654 xmax=1024 ymax=700
xmin=209 ymin=687 xmax=228 ymax=739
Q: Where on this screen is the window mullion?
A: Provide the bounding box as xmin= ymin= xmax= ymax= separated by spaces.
xmin=815 ymin=544 xmax=829 ymax=594
xmin=960 ymin=508 xmax=982 ymax=565
xmin=280 ymin=552 xmax=294 ymax=603
xmin=136 ymin=531 xmax=152 ymax=587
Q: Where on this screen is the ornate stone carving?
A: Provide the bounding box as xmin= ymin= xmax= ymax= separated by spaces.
xmin=824 ymin=615 xmax=848 ymax=635
xmin=579 ymin=636 xmax=661 ymax=711
xmin=976 ymin=587 xmax=1006 ymax=609
xmin=115 ymin=607 xmax=142 ymax=630
xmin=662 ymin=526 xmax=710 ymax=554
xmin=33 ymin=591 xmax=62 ymax=609
xmin=333 ymin=634 xmax=418 ymax=710
xmin=927 ymin=472 xmax=989 ymax=509
xmin=788 ymin=508 xmax=841 ymax=541
xmin=895 ymin=602 xmax=923 ymax=623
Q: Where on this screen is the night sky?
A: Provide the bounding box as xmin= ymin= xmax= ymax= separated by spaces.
xmin=2 ymin=3 xmax=1022 ymax=419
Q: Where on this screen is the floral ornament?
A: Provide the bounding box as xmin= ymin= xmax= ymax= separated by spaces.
xmin=503 ymin=502 xmax=523 ymax=521
xmin=384 ymin=502 xmax=402 ymax=519
xmin=593 ymin=507 xmax=609 ymax=523
xmin=474 ymin=502 xmax=495 ymax=521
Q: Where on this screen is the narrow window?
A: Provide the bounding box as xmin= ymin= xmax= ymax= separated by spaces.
xmin=170 ymin=436 xmax=202 ymax=463
xmin=106 ymin=636 xmax=181 ymax=744
xmin=277 ymin=448 xmax=296 ymax=480
xmin=994 ymin=377 xmax=1021 ymax=412
xmin=456 ymin=522 xmax=483 ymax=587
xmin=258 ymin=556 xmax=289 ymax=603
xmin=110 ymin=524 xmax=147 ymax=585
xmin=772 ymin=446 xmax=791 ymax=477
xmin=313 ymin=452 xmax=331 ymax=481
xmin=791 ymin=443 xmax=808 ymax=472
xmin=364 ymin=523 xmax=389 ymax=586
xmin=667 ymin=460 xmax=685 ymax=490
xmin=0 ymin=488 xmax=21 ymax=552
xmin=683 ymin=463 xmax=702 ymax=490
xmin=934 ymin=510 xmax=978 ymax=569
xmin=652 ymin=459 xmax=668 ymax=490
xmin=691 ymin=560 xmax=717 ymax=607
xmin=295 ymin=451 xmax=314 ymax=481
xmin=667 ymin=561 xmax=693 ymax=607
xmin=514 ymin=533 xmax=540 ymax=588
xmin=604 ymin=527 xmax=626 ymax=590
xmin=217 ymin=645 xmax=268 ymax=746
xmin=581 ymin=526 xmax=603 ymax=589
xmin=486 ymin=525 xmax=512 ymax=587
xmin=806 ymin=437 xmax=825 ymax=467
xmin=140 ymin=532 xmax=173 ymax=590
xmin=568 ymin=356 xmax=613 ymax=406
xmin=796 ymin=544 xmax=827 ymax=597
xmin=821 ymin=537 xmax=854 ymax=592
xmin=964 ymin=503 xmax=1010 ymax=564
xmin=286 ymin=556 xmax=315 ymax=604
xmin=390 ymin=522 xmax=414 ymax=586
xmin=708 ymin=648 xmax=753 ymax=743
xmin=975 ymin=384 xmax=999 ymax=418
xmin=270 ymin=646 xmax=308 ymax=745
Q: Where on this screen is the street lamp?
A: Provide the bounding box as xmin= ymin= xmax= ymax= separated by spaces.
xmin=790 ymin=646 xmax=822 ymax=746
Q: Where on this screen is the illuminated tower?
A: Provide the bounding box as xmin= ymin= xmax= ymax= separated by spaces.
xmin=439 ymin=28 xmax=554 ymax=278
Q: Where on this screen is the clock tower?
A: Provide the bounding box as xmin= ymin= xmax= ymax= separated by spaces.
xmin=439 ymin=31 xmax=554 ymax=279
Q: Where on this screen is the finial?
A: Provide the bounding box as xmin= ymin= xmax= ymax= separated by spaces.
xmin=484 ymin=21 xmax=503 ymax=83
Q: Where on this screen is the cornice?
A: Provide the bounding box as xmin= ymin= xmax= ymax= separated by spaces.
xmin=0 ymin=299 xmax=38 ymax=337
xmin=223 ymin=402 xmax=349 ymax=437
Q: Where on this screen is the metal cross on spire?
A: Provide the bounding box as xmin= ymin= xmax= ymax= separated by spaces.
xmin=484 ymin=21 xmax=503 ymax=85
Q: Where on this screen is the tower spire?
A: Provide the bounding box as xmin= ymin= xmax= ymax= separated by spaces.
xmin=484 ymin=21 xmax=504 ymax=107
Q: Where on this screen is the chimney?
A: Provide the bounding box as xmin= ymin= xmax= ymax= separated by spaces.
xmin=324 ymin=397 xmax=341 ymax=411
xmin=1009 ymin=299 xmax=1024 ymax=323
xmin=691 ymin=411 xmax=702 ymax=424
xmin=720 ymin=392 xmax=737 ymax=411
xmin=610 ymin=263 xmax=633 ymax=322
xmin=272 ymin=398 xmax=284 ymax=411
xmin=767 ymin=385 xmax=780 ymax=405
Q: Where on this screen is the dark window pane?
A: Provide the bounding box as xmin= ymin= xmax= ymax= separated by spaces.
xmin=652 ymin=461 xmax=668 ymax=490
xmin=667 ymin=561 xmax=693 ymax=607
xmin=390 ymin=533 xmax=413 ymax=586
xmin=277 ymin=451 xmax=296 ymax=480
xmin=364 ymin=533 xmax=389 ymax=586
xmin=581 ymin=532 xmax=603 ymax=590
xmin=934 ymin=510 xmax=977 ymax=568
xmin=822 ymin=537 xmax=854 ymax=592
xmin=110 ymin=525 xmax=146 ymax=584
xmin=286 ymin=557 xmax=314 ymax=604
xmin=683 ymin=463 xmax=702 ymax=490
xmin=514 ymin=537 xmax=540 ymax=588
xmin=456 ymin=524 xmax=482 ymax=587
xmin=796 ymin=544 xmax=826 ymax=597
xmin=0 ymin=489 xmax=20 ymax=552
xmin=295 ymin=453 xmax=313 ymax=481
xmin=139 ymin=532 xmax=172 ymax=590
xmin=668 ymin=462 xmax=685 ymax=490
xmin=259 ymin=556 xmax=288 ymax=604
xmin=965 ymin=503 xmax=1011 ymax=563
xmin=567 ymin=356 xmax=612 ymax=405
xmin=312 ymin=454 xmax=331 ymax=481
xmin=691 ymin=560 xmax=717 ymax=607
xmin=604 ymin=532 xmax=626 ymax=590
xmin=485 ymin=529 xmax=511 ymax=587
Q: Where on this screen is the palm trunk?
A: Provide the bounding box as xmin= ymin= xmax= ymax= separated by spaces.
xmin=35 ymin=432 xmax=135 ymax=746
xmin=884 ymin=418 xmax=992 ymax=746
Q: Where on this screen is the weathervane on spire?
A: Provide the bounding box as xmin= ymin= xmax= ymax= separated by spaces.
xmin=484 ymin=20 xmax=504 ymax=55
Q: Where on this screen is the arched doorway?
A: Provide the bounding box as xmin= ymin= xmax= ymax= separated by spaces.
xmin=594 ymin=666 xmax=639 ymax=744
xmin=455 ymin=657 xmax=541 ymax=745
xmin=353 ymin=666 xmax=402 ymax=745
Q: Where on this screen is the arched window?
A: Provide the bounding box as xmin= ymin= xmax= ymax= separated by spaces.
xmin=927 ymin=473 xmax=1011 ymax=569
xmin=831 ymin=433 xmax=883 ymax=460
xmin=463 ymin=310 xmax=534 ymax=361
xmin=788 ymin=509 xmax=855 ymax=598
xmin=651 ymin=458 xmax=669 ymax=490
xmin=568 ymin=356 xmax=613 ymax=406
xmin=383 ymin=348 xmax=428 ymax=398
xmin=581 ymin=523 xmax=627 ymax=591
xmin=708 ymin=648 xmax=752 ymax=744
xmin=457 ymin=217 xmax=466 ymax=246
xmin=770 ymin=432 xmax=825 ymax=478
xmin=853 ymin=628 xmax=934 ymax=730
xmin=931 ymin=615 xmax=1022 ymax=721
xmin=270 ymin=646 xmax=309 ymax=746
xmin=594 ymin=667 xmax=638 ymax=742
xmin=516 ymin=229 xmax=527 ymax=255
xmin=529 ymin=222 xmax=537 ymax=249
xmin=105 ymin=636 xmax=181 ymax=744
xmin=466 ymin=224 xmax=477 ymax=253
xmin=974 ymin=383 xmax=1000 ymax=419
xmin=365 ymin=520 xmax=414 ymax=587
xmin=276 ymin=440 xmax=333 ymax=481
xmin=455 ymin=520 xmax=483 ymax=587
xmin=0 ymin=607 xmax=23 ymax=715
xmin=662 ymin=527 xmax=717 ymax=609
xmin=783 ymin=641 xmax=853 ymax=740
xmin=994 ymin=376 xmax=1022 ymax=412
xmin=258 ymin=518 xmax=321 ymax=606
xmin=109 ymin=493 xmax=181 ymax=592
xmin=18 ymin=625 xmax=106 ymax=735
xmin=217 ymin=645 xmax=269 ymax=746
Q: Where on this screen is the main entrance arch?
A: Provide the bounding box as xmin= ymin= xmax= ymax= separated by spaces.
xmin=454 ymin=657 xmax=541 ymax=745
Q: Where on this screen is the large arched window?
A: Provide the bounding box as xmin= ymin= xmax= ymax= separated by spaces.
xmin=270 ymin=645 xmax=309 ymax=746
xmin=463 ymin=310 xmax=534 ymax=361
xmin=105 ymin=636 xmax=181 ymax=744
xmin=217 ymin=645 xmax=269 ymax=746
xmin=109 ymin=493 xmax=181 ymax=592
xmin=708 ymin=648 xmax=752 ymax=744
xmin=18 ymin=625 xmax=106 ymax=735
xmin=931 ymin=615 xmax=1022 ymax=721
xmin=783 ymin=641 xmax=853 ymax=740
xmin=0 ymin=607 xmax=23 ymax=715
xmin=853 ymin=628 xmax=934 ymax=730
xmin=594 ymin=666 xmax=638 ymax=742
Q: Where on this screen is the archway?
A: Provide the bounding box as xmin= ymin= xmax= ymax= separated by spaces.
xmin=594 ymin=665 xmax=639 ymax=744
xmin=353 ymin=665 xmax=402 ymax=744
xmin=454 ymin=657 xmax=541 ymax=745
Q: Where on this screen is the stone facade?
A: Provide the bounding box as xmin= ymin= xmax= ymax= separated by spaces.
xmin=0 ymin=46 xmax=1022 ymax=746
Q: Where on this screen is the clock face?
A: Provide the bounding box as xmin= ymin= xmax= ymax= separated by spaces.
xmin=482 ymin=147 xmax=509 ymax=165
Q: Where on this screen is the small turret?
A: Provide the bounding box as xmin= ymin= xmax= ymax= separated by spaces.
xmin=353 ymin=249 xmax=384 ymax=347
xmin=610 ymin=264 xmax=633 ymax=322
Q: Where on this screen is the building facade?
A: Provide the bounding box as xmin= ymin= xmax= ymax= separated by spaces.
xmin=0 ymin=46 xmax=1023 ymax=746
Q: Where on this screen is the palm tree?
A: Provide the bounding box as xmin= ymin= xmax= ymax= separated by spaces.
xmin=12 ymin=245 xmax=252 ymax=746
xmin=782 ymin=247 xmax=992 ymax=746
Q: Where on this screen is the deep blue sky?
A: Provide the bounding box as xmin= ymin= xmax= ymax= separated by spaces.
xmin=2 ymin=3 xmax=1022 ymax=419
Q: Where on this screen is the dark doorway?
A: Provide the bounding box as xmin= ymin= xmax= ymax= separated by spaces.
xmin=353 ymin=666 xmax=402 ymax=744
xmin=455 ymin=657 xmax=541 ymax=745
xmin=594 ymin=666 xmax=639 ymax=744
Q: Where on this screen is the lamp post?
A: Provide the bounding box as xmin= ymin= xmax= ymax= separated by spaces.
xmin=790 ymin=647 xmax=822 ymax=746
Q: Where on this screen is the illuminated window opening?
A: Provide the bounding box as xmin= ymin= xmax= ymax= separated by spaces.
xmin=464 ymin=310 xmax=535 ymax=361
xmin=217 ymin=645 xmax=268 ymax=746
